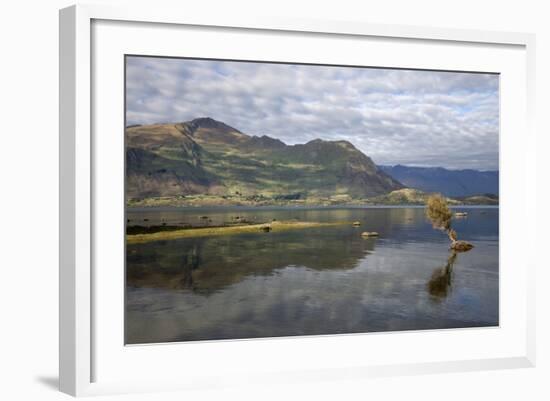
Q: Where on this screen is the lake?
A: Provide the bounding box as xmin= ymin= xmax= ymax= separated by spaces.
xmin=125 ymin=206 xmax=499 ymax=344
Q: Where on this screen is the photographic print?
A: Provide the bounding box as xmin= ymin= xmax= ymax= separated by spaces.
xmin=125 ymin=56 xmax=499 ymax=344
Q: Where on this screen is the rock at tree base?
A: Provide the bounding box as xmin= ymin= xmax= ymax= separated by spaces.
xmin=451 ymin=240 xmax=474 ymax=252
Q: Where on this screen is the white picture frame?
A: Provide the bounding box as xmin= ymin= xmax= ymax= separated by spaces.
xmin=59 ymin=3 xmax=536 ymax=397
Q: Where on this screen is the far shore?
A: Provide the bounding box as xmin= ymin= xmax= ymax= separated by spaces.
xmin=126 ymin=193 xmax=498 ymax=208
xmin=127 ymin=220 xmax=349 ymax=244
xmin=126 ymin=204 xmax=499 ymax=211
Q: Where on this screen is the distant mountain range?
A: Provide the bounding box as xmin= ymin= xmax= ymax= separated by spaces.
xmin=126 ymin=117 xmax=403 ymax=205
xmin=379 ymin=165 xmax=498 ymax=197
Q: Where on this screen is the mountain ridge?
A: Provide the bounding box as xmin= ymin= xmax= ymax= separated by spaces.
xmin=126 ymin=117 xmax=404 ymax=204
xmin=379 ymin=164 xmax=498 ymax=197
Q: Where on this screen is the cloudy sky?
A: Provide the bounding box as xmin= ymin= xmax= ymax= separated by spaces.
xmin=126 ymin=56 xmax=499 ymax=171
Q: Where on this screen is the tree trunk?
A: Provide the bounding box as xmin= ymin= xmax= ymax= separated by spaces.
xmin=446 ymin=228 xmax=473 ymax=252
xmin=446 ymin=228 xmax=457 ymax=245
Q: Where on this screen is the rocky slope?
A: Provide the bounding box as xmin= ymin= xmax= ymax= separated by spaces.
xmin=126 ymin=117 xmax=403 ymax=204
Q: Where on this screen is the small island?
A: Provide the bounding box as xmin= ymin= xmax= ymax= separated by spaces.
xmin=127 ymin=220 xmax=349 ymax=244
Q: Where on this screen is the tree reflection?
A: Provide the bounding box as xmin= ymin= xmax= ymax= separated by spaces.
xmin=427 ymin=251 xmax=457 ymax=299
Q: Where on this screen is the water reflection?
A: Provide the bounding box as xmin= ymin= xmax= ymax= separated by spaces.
xmin=427 ymin=251 xmax=457 ymax=299
xmin=180 ymin=244 xmax=201 ymax=290
xmin=127 ymin=228 xmax=377 ymax=294
xmin=126 ymin=207 xmax=499 ymax=344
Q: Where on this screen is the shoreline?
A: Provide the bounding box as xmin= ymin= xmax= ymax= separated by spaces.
xmin=127 ymin=204 xmax=500 ymax=212
xmin=126 ymin=191 xmax=498 ymax=209
xmin=127 ymin=220 xmax=349 ymax=244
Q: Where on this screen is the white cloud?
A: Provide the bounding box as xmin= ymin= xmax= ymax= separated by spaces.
xmin=126 ymin=56 xmax=499 ymax=170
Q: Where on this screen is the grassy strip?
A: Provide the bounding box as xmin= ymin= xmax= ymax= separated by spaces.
xmin=127 ymin=221 xmax=347 ymax=244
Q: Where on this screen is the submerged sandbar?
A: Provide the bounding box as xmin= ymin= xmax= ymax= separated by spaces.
xmin=127 ymin=220 xmax=348 ymax=244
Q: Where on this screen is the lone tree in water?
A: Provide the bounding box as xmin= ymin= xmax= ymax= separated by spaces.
xmin=426 ymin=194 xmax=473 ymax=252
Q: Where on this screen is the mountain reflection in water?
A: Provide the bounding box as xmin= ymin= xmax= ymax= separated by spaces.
xmin=126 ymin=207 xmax=499 ymax=344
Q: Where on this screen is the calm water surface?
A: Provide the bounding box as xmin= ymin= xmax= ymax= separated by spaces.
xmin=125 ymin=207 xmax=499 ymax=344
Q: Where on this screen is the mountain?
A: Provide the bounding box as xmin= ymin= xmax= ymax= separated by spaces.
xmin=378 ymin=165 xmax=499 ymax=197
xmin=126 ymin=117 xmax=403 ymax=205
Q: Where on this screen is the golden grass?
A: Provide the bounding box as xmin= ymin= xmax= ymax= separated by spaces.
xmin=127 ymin=221 xmax=347 ymax=244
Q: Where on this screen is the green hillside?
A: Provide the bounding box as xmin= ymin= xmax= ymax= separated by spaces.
xmin=126 ymin=117 xmax=403 ymax=206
